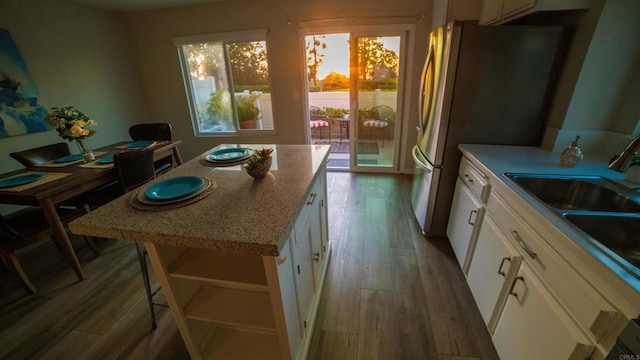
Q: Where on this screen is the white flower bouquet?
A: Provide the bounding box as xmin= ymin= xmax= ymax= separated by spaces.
xmin=45 ymin=106 xmax=98 ymax=140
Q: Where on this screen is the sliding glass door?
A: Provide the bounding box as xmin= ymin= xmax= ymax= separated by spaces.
xmin=304 ymin=26 xmax=409 ymax=172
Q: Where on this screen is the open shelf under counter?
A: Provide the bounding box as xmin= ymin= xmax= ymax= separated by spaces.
xmin=201 ymin=326 xmax=281 ymax=360
xmin=168 ymin=248 xmax=269 ymax=292
xmin=185 ymin=286 xmax=276 ymax=333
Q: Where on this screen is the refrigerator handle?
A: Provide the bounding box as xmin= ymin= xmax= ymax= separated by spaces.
xmin=418 ymin=42 xmax=436 ymax=137
xmin=412 ymin=146 xmax=433 ymax=173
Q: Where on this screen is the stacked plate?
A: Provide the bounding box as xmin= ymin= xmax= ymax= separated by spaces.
xmin=54 ymin=154 xmax=83 ymax=163
xmin=127 ymin=140 xmax=156 ymax=149
xmin=97 ymin=155 xmax=114 ymax=164
xmin=137 ymin=176 xmax=208 ymax=205
xmin=203 ymin=147 xmax=253 ymax=167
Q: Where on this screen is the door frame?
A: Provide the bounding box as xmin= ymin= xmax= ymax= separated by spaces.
xmin=299 ymin=23 xmax=416 ymax=173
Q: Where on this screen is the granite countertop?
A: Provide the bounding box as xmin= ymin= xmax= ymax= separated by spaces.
xmin=69 ymin=144 xmax=331 ymax=256
xmin=458 ymin=144 xmax=640 ymax=306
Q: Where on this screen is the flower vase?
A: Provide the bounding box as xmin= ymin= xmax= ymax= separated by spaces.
xmin=76 ymin=138 xmax=95 ymax=162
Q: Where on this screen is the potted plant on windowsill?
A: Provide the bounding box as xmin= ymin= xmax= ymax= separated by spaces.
xmin=236 ymin=93 xmax=260 ymax=129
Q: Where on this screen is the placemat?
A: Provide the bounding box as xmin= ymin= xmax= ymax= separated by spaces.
xmin=37 ymin=151 xmax=109 ymax=167
xmin=115 ymin=140 xmax=167 ymax=149
xmin=78 ymin=161 xmax=114 ymax=169
xmin=128 ymin=177 xmax=217 ymax=211
xmin=0 ymin=172 xmax=71 ymax=192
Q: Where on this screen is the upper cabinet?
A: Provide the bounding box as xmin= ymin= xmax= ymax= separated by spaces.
xmin=431 ymin=0 xmax=482 ymax=29
xmin=479 ymin=0 xmax=595 ymax=25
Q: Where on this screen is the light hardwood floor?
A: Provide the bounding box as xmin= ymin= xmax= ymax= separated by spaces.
xmin=0 ymin=172 xmax=498 ymax=359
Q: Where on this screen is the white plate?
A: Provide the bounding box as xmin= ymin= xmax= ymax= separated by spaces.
xmin=136 ymin=178 xmax=210 ymax=205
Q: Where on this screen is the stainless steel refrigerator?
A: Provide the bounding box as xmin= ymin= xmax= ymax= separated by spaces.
xmin=411 ymin=20 xmax=566 ymax=236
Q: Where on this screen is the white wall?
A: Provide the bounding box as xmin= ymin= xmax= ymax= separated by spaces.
xmin=0 ymin=0 xmax=148 ymax=177
xmin=123 ymin=0 xmax=431 ymax=162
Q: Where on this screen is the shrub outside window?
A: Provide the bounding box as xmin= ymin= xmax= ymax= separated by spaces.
xmin=173 ymin=30 xmax=274 ymax=135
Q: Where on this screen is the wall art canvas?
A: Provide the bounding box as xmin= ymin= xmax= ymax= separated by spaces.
xmin=0 ymin=28 xmax=50 ymax=138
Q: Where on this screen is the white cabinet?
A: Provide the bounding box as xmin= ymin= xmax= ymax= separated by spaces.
xmin=492 ymin=261 xmax=593 ymax=360
xmin=431 ymin=0 xmax=482 ymax=29
xmin=466 ymin=215 xmax=522 ymax=330
xmin=446 ymin=157 xmax=488 ymax=272
xmin=479 ymin=0 xmax=594 ymax=25
xmin=447 ymin=178 xmax=484 ymax=271
xmin=144 ymin=172 xmax=331 ymax=360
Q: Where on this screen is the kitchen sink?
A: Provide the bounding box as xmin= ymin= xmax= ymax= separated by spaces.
xmin=503 ymin=173 xmax=640 ymax=279
xmin=504 ymin=174 xmax=640 ymax=212
xmin=564 ymin=213 xmax=640 ymax=273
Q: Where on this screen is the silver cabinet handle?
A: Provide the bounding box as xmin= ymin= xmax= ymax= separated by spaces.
xmin=467 ymin=210 xmax=477 ymax=225
xmin=464 ymin=174 xmax=474 ymax=183
xmin=511 ymin=230 xmax=537 ymax=259
xmin=509 ymin=276 xmax=525 ymax=298
xmin=498 ymin=257 xmax=511 ymax=276
xmin=307 ymin=193 xmax=317 ymax=205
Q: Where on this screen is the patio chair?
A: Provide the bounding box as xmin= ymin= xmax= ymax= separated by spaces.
xmin=129 ymin=123 xmax=174 ymax=174
xmin=362 ymin=105 xmax=394 ymax=147
xmin=310 ymin=106 xmax=330 ymax=142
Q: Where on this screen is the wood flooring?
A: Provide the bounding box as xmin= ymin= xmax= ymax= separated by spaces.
xmin=0 ymin=172 xmax=498 ymax=360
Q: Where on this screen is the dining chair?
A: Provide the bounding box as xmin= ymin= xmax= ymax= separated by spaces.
xmin=362 ymin=105 xmax=394 ymax=147
xmin=87 ymin=146 xmax=164 ymax=329
xmin=0 ymin=206 xmax=99 ymax=293
xmin=129 ymin=123 xmax=174 ymax=174
xmin=310 ymin=106 xmax=330 ymax=142
xmin=10 ymin=142 xmax=71 ymax=167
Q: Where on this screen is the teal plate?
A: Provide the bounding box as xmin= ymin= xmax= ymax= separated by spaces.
xmin=0 ymin=173 xmax=46 ymax=189
xmin=54 ymin=154 xmax=83 ymax=163
xmin=127 ymin=140 xmax=155 ymax=149
xmin=97 ymin=155 xmax=114 ymax=164
xmin=145 ymin=176 xmax=206 ymax=201
xmin=207 ymin=147 xmax=251 ymax=162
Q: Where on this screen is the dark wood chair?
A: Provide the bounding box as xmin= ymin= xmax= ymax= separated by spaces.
xmin=10 ymin=142 xmax=71 ymax=167
xmin=86 ymin=146 xmax=163 ymax=329
xmin=129 ymin=123 xmax=174 ymax=174
xmin=0 ymin=207 xmax=98 ymax=293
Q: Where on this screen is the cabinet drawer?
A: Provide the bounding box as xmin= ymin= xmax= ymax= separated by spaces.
xmin=459 ymin=157 xmax=489 ymax=202
xmin=487 ymin=191 xmax=618 ymax=342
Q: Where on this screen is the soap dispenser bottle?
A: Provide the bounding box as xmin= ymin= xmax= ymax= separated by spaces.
xmin=625 ymin=152 xmax=640 ymax=184
xmin=560 ymin=136 xmax=583 ymax=168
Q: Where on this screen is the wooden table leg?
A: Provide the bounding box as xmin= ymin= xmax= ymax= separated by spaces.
xmin=40 ymin=198 xmax=85 ymax=280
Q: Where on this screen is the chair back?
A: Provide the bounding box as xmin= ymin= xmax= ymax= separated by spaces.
xmin=114 ymin=148 xmax=156 ymax=193
xmin=10 ymin=143 xmax=71 ymax=167
xmin=129 ymin=123 xmax=172 ymax=141
xmin=370 ymin=105 xmax=395 ymax=122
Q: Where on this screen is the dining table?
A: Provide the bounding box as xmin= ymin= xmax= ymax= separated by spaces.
xmin=0 ymin=140 xmax=183 ymax=281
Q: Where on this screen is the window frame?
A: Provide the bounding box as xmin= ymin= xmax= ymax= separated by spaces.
xmin=173 ymin=29 xmax=275 ymax=137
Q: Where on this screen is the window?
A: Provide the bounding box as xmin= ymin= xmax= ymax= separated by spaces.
xmin=174 ymin=29 xmax=274 ymax=135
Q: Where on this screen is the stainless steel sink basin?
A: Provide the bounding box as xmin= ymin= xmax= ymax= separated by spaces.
xmin=503 ymin=173 xmax=640 ymax=281
xmin=564 ymin=213 xmax=640 ymax=271
xmin=504 ymin=174 xmax=640 ymax=212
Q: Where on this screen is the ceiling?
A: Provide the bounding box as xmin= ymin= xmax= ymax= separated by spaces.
xmin=72 ymin=0 xmax=223 ymax=12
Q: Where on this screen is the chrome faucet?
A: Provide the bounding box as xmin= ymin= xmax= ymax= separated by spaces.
xmin=609 ymin=134 xmax=640 ymax=171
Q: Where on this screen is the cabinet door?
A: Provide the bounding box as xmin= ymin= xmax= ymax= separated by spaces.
xmin=292 ymin=217 xmax=315 ymax=335
xmin=492 ymin=262 xmax=593 ymax=360
xmin=466 ymin=215 xmax=521 ymax=329
xmin=447 ymin=178 xmax=483 ymax=271
xmin=479 ymin=0 xmax=505 ymax=24
xmin=502 ymin=0 xmax=536 ymax=18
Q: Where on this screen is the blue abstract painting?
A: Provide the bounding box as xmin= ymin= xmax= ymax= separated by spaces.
xmin=0 ymin=28 xmax=50 ymax=138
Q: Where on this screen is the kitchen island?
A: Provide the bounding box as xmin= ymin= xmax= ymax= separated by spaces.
xmin=69 ymin=144 xmax=331 ymax=360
